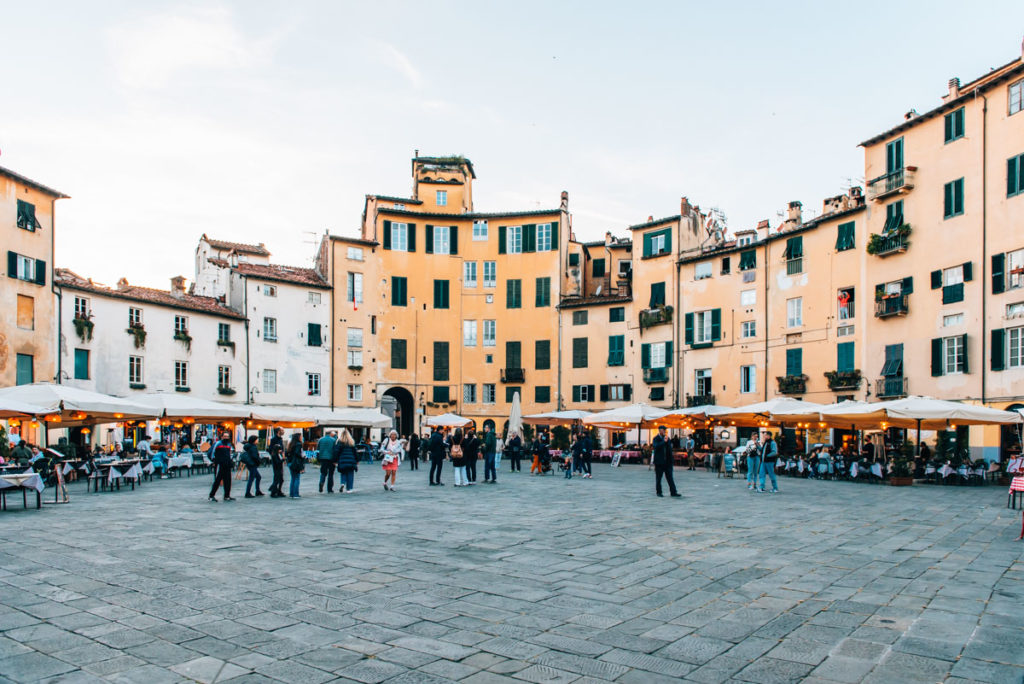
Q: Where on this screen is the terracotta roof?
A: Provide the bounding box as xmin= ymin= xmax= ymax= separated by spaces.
xmin=201 ymin=234 xmax=271 ymax=256
xmin=628 ymin=215 xmax=681 ymax=231
xmin=413 ymin=155 xmax=476 ymax=179
xmin=54 ymin=269 xmax=244 ymax=319
xmin=0 ymin=165 xmax=69 ymax=198
xmin=558 ymin=295 xmax=632 ymax=309
xmin=327 ymin=234 xmax=379 ymax=247
xmin=208 ymin=259 xmax=331 ymax=290
xmin=371 ymin=195 xmax=423 ymax=205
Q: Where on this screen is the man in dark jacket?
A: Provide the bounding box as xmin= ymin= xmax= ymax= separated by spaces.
xmin=11 ymin=440 xmax=33 ymax=466
xmin=652 ymin=426 xmax=680 ymax=498
xmin=483 ymin=424 xmax=497 ymax=483
xmin=581 ymin=431 xmax=593 ymax=479
xmin=407 ymin=433 xmax=420 ymax=470
xmin=241 ymin=435 xmax=263 ymax=498
xmin=428 ymin=429 xmax=446 ymax=485
xmin=507 ymin=433 xmax=523 ymax=472
xmin=463 ymin=430 xmax=479 ymax=483
xmin=268 ymin=428 xmax=285 ymax=498
xmin=209 ymin=434 xmax=235 ymax=502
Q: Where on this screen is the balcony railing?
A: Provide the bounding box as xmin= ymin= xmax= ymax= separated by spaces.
xmin=874 ymin=294 xmax=909 ymax=318
xmin=639 ymin=305 xmax=673 ymax=330
xmin=876 ymin=376 xmax=908 ymax=399
xmin=776 ymin=374 xmax=807 ymax=395
xmin=824 ymin=369 xmax=862 ymax=391
xmin=867 ymin=166 xmax=916 ymax=201
xmin=501 ymin=367 xmax=525 ymax=384
xmin=866 ymin=227 xmax=911 ymax=257
xmin=643 ymin=367 xmax=669 ymax=384
xmin=686 ymin=393 xmax=715 ymax=407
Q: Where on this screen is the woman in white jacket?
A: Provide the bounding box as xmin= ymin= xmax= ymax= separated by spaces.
xmin=381 ymin=430 xmax=403 ymax=491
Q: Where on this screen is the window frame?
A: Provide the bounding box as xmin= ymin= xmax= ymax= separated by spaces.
xmin=174 ymin=360 xmax=189 ymax=389
xmin=483 ymin=261 xmax=497 ymax=288
xmin=436 ymin=190 xmax=447 ymax=206
xmin=1009 ymin=326 xmax=1024 ymax=368
xmin=740 ymin=365 xmax=756 ymax=394
xmin=536 ymin=223 xmax=552 ymax=252
xmin=786 ymin=297 xmax=803 ymax=328
xmin=463 ymin=319 xmax=478 ymax=347
xmin=218 ymin=365 xmax=231 ymax=390
xmin=128 ymin=355 xmax=143 ymax=385
xmin=347 ymin=327 xmax=363 ymax=348
xmin=943 ymin=335 xmax=965 ymax=375
xmin=463 ymin=383 xmax=477 ymax=404
xmin=482 ymin=383 xmax=496 ymax=404
xmin=944 ymin=107 xmax=965 ymax=143
xmin=307 ymin=372 xmax=321 ymax=396
xmin=263 ymin=317 xmax=277 ymax=341
xmin=741 ymin=321 xmax=756 ymax=339
xmin=1010 ymin=79 xmax=1023 ymax=116
xmin=694 ymin=261 xmax=713 ymax=280
xmin=390 ymin=222 xmax=409 ymax=251
xmin=263 ymin=284 xmax=277 ymax=297
xmin=943 ymin=178 xmax=965 ymax=219
xmin=483 ymin=320 xmax=496 ymax=347
xmin=464 ymin=261 xmax=477 ymax=288
xmin=472 ymin=220 xmax=488 ymax=241
xmin=129 ymin=307 xmax=143 ymax=327
xmin=433 ymin=225 xmax=451 ymax=255
xmin=508 ymin=225 xmax=523 ymax=254
xmin=694 ymin=310 xmax=714 ymax=344
xmin=347 ymin=384 xmax=363 ymax=401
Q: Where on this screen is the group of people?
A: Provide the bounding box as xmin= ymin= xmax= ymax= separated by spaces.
xmin=742 ymin=431 xmax=782 ymax=493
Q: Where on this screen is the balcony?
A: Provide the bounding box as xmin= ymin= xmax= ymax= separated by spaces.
xmin=686 ymin=393 xmax=715 ymax=407
xmin=874 ymin=294 xmax=909 ymax=318
xmin=776 ymin=374 xmax=807 ymax=395
xmin=639 ymin=305 xmax=673 ymax=330
xmin=867 ymin=166 xmax=916 ymax=201
xmin=866 ymin=226 xmax=911 ymax=257
xmin=876 ymin=376 xmax=908 ymax=399
xmin=643 ymin=367 xmax=669 ymax=384
xmin=501 ymin=367 xmax=525 ymax=384
xmin=824 ymin=369 xmax=862 ymax=391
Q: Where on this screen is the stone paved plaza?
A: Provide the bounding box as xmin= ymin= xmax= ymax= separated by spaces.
xmin=1 ymin=464 xmax=1023 ymax=684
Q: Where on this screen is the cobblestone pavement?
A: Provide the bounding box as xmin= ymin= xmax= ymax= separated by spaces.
xmin=1 ymin=463 xmax=1022 ymax=684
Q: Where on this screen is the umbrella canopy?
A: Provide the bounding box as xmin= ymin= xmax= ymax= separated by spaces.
xmin=423 ymin=412 xmax=473 ymax=428
xmin=0 ymin=399 xmax=55 ymax=419
xmin=0 ymin=383 xmax=160 ymax=424
xmin=246 ymin=406 xmax=316 ymax=428
xmin=507 ymin=392 xmax=523 ymax=439
xmin=659 ymin=404 xmax=735 ymax=427
xmin=582 ymin=403 xmax=670 ymax=430
xmin=522 ymin=409 xmax=594 ymax=426
xmin=133 ymin=393 xmax=251 ymax=422
xmin=717 ymin=398 xmax=827 ymax=427
xmin=868 ymin=396 xmax=1022 ymax=430
xmin=314 ymin=407 xmax=392 ymax=428
xmin=817 ymin=401 xmax=895 ymax=429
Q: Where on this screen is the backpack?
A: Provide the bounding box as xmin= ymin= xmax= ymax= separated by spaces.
xmin=450 ymin=444 xmax=463 ymax=458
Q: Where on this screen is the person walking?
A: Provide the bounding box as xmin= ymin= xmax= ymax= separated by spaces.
xmin=483 ymin=424 xmax=498 ymax=484
xmin=686 ymin=434 xmax=696 ymax=470
xmin=381 ymin=429 xmax=402 ymax=491
xmin=758 ymin=431 xmax=780 ymax=493
xmin=428 ymin=428 xmax=446 ymax=486
xmin=208 ymin=433 xmax=236 ymax=502
xmin=507 ymin=431 xmax=523 ymax=472
xmin=463 ymin=429 xmax=479 ymax=483
xmin=581 ymin=430 xmax=593 ymax=479
xmin=286 ymin=433 xmax=305 ymax=498
xmin=568 ymin=432 xmax=584 ymax=480
xmin=317 ymin=430 xmax=338 ymax=493
xmin=268 ymin=427 xmax=285 ymax=498
xmin=743 ymin=437 xmax=760 ymax=491
xmin=407 ymin=433 xmax=420 ymax=470
xmin=334 ymin=429 xmax=359 ymax=493
xmin=530 ymin=435 xmax=543 ymax=475
xmin=450 ymin=428 xmax=468 ymax=486
xmin=652 ymin=425 xmax=681 ymax=497
xmin=241 ymin=435 xmax=264 ymax=498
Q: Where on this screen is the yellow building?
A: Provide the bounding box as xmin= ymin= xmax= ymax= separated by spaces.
xmin=0 ymin=166 xmax=68 ymax=387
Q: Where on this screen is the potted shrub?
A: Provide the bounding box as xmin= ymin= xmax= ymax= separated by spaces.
xmin=890 ymin=458 xmax=913 ymax=486
xmin=126 ymin=323 xmax=146 ymax=349
xmin=73 ymin=314 xmax=94 ymax=342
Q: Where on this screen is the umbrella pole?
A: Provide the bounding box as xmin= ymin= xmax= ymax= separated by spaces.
xmin=916 ymin=419 xmax=922 ymax=457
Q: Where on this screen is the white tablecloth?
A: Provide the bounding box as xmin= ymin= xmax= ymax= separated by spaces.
xmin=168 ymin=455 xmax=193 ymax=468
xmin=0 ymin=473 xmax=45 ymax=493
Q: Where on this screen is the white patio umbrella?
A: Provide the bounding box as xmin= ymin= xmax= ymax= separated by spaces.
xmin=0 ymin=399 xmax=54 ymax=419
xmin=423 ymin=412 xmax=473 ymax=429
xmin=0 ymin=383 xmax=160 ymax=424
xmin=314 ymin=407 xmax=392 ymax=428
xmin=133 ymin=393 xmax=251 ymax=423
xmin=716 ymin=398 xmax=827 ymax=427
xmin=659 ymin=404 xmax=734 ymax=428
xmin=582 ymin=403 xmax=670 ymax=435
xmin=522 ymin=409 xmax=593 ymax=426
xmin=247 ymin=406 xmax=316 ymax=427
xmin=507 ymin=392 xmax=523 ymax=439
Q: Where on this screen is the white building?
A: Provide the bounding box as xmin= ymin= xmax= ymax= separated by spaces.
xmin=54 ymin=270 xmax=246 ymax=402
xmin=195 ymin=236 xmax=332 ymax=407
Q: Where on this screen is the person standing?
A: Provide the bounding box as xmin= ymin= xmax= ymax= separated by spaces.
xmin=652 ymin=425 xmax=681 ymax=497
xmin=483 ymin=424 xmax=498 ymax=484
xmin=407 ymin=433 xmax=420 ymax=470
xmin=286 ymin=433 xmax=305 ymax=498
xmin=208 ymin=433 xmax=236 ymax=502
xmin=242 ymin=435 xmax=264 ymax=498
xmin=568 ymin=432 xmax=583 ymax=480
xmin=507 ymin=432 xmax=523 ymax=472
xmin=463 ymin=429 xmax=479 ymax=483
xmin=334 ymin=429 xmax=358 ymax=493
xmin=686 ymin=434 xmax=696 ymax=470
xmin=381 ymin=429 xmax=402 ymax=491
xmin=581 ymin=430 xmax=593 ymax=479
xmin=743 ymin=437 xmax=760 ymax=491
xmin=530 ymin=435 xmax=543 ymax=475
xmin=317 ymin=430 xmax=338 ymax=493
xmin=428 ymin=428 xmax=446 ymax=486
xmin=268 ymin=427 xmax=285 ymax=498
xmin=450 ymin=428 xmax=467 ymax=486
xmin=758 ymin=431 xmax=779 ymax=493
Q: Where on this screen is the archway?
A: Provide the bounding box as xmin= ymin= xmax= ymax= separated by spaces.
xmin=383 ymin=386 xmax=415 ymax=436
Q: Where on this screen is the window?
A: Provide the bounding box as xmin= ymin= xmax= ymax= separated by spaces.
xmin=263 ymin=317 xmax=277 ymax=341
xmin=15 ymin=354 xmax=33 ymax=385
xmin=741 ymin=321 xmax=756 ymax=338
xmin=535 ymin=277 xmax=550 ymax=307
xmin=347 ymin=328 xmax=363 ymax=348
xmin=721 ymin=257 xmax=731 ymax=274
xmin=263 ymin=284 xmax=277 ymax=297
xmin=943 ymin=313 xmax=964 ymax=327
xmin=649 ymin=387 xmax=665 ymax=401
xmin=944 ymin=107 xmax=965 ymax=143
xmin=214 ymin=323 xmax=229 ymax=343
xmin=740 ymin=289 xmax=756 ymax=307
xmin=347 ymin=384 xmax=362 ymax=401
xmin=129 ymin=307 xmax=143 ymax=327
xmin=464 ymin=384 xmax=477 ymax=404
xmin=883 ymin=200 xmax=904 ymax=232
xmin=432 ymin=225 xmax=451 ymax=255
xmin=8 ymin=252 xmax=40 ymax=284
xmin=1008 ymin=154 xmax=1024 ymax=198
xmin=610 ymin=307 xmax=625 ymax=323
xmin=347 ymin=247 xmax=364 ymax=261
xmin=593 ymin=258 xmax=606 ymax=278
xmin=695 ymin=261 xmax=712 ymax=280
xmin=537 ymin=223 xmax=553 ymax=252
xmin=433 ymin=342 xmax=449 ymax=381
xmin=1009 ymin=327 xmax=1024 ymax=368
xmin=943 ymin=335 xmax=966 ymax=375
xmin=572 ymin=337 xmax=588 ymax=368
xmin=74 ymin=296 xmax=89 ymax=318
xmin=508 ymin=225 xmax=523 ymax=254
xmin=1010 ymin=79 xmax=1023 ymax=116
xmin=505 ymin=341 xmax=522 ymax=370
xmin=881 ymin=344 xmax=904 ymax=377
xmin=694 ymin=310 xmax=714 ymax=344
xmin=308 ymin=323 xmax=323 ymax=347
xmin=535 ymin=340 xmax=550 ymax=370
xmin=391 ymin=339 xmax=407 ymax=369
xmin=392 ymin=203 xmax=405 ymax=210
xmin=436 ymin=190 xmax=447 ymax=206
xmin=535 ymin=386 xmax=551 ymax=403
xmin=608 ymin=335 xmax=625 ymax=366
xmin=604 ymin=384 xmax=628 ymax=401
xmin=473 ymin=220 xmax=488 ymax=241
xmin=174 ymin=361 xmax=189 ymax=389
xmin=16 ymin=200 xmax=38 ymax=231
xmin=572 ymin=310 xmax=588 ymax=325
xmin=650 ymin=341 xmax=668 ymax=368
xmin=935 ymin=263 xmax=969 ymax=304
xmin=695 ymin=369 xmax=712 ymax=396
xmin=506 ymin=279 xmax=521 ymax=309
xmin=306 ymin=291 xmax=322 ymax=306
xmin=572 ymin=385 xmax=595 ymax=402
xmin=1008 ymin=302 xmax=1024 ymax=318
xmin=483 ymin=261 xmax=496 ymax=288
xmin=174 ymin=315 xmax=188 ymax=334
xmin=347 ymin=350 xmax=363 ymax=367
xmin=739 ymin=249 xmax=757 ymax=270
xmin=307 ymin=373 xmax=321 ymax=396
xmin=785 ymin=348 xmax=802 ymax=376
xmin=738 ymin=234 xmax=753 ymax=246
xmin=218 ymin=365 xmax=231 ymax=390
xmin=642 ymin=228 xmax=671 ymax=257
xmin=391 ymin=276 xmax=407 ymax=306
xmin=944 ymin=178 xmax=965 ymax=218
xmin=391 ymin=222 xmax=409 ymax=251
xmin=464 ymin=320 xmax=477 ymax=347
xmin=16 ymin=295 xmax=33 ymax=330
xmin=835 ymin=221 xmax=856 ymax=251
xmin=464 ymin=261 xmax=477 ymax=288
xmin=1007 ymin=248 xmax=1024 ymax=290
xmin=838 ymin=288 xmax=854 ymax=321
xmin=649 ymin=282 xmax=666 ymax=307
xmin=787 ymin=298 xmax=803 ymax=328
xmin=504 ymin=387 xmax=521 ymax=403
xmin=482 ymin=384 xmax=496 ymax=404
xmin=886 ymin=137 xmax=904 ymax=174
xmin=784 ymin=236 xmax=803 ymax=274
xmin=347 ymin=272 xmax=363 ymax=303
xmin=837 ymin=325 xmax=855 ymax=337
xmin=740 ymin=365 xmax=756 ymax=394
xmin=837 ymin=341 xmax=855 ymax=373
xmin=483 ymin=320 xmax=496 ymax=347
xmin=568 ymin=253 xmax=580 ymax=267
xmin=434 ymin=279 xmax=450 ymax=309
xmin=74 ymin=349 xmax=90 ymax=380
xmin=128 ymin=356 xmax=143 ymax=385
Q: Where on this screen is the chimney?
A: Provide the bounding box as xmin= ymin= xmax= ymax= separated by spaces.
xmin=680 ymin=196 xmax=690 ymax=216
xmin=947 ymin=77 xmax=961 ymax=100
xmin=170 ymin=276 xmax=186 ymax=297
xmin=605 ymin=231 xmax=613 ymax=246
xmin=787 ymin=201 xmax=803 ymax=225
xmin=756 ymin=219 xmax=771 ymax=239
xmin=116 ymin=277 xmax=129 ymax=291
xmin=560 ymin=190 xmax=569 ymax=211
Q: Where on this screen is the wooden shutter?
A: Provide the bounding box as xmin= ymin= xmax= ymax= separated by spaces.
xmin=34 ymin=260 xmax=45 ymax=286
xmin=498 ymin=226 xmax=507 ymax=254
xmin=307 ymin=323 xmax=322 ymax=346
xmin=382 ymin=220 xmax=392 ymax=250
xmin=550 ymin=220 xmax=558 ymax=250
xmin=837 ymin=342 xmax=854 ymax=373
xmin=992 ymin=253 xmax=1005 ymax=294
xmin=593 ymin=259 xmax=605 ymax=277
xmin=391 ymin=339 xmax=406 ymax=369
xmin=7 ymin=251 xmax=16 ymax=279
xmin=587 ymin=385 xmax=595 ymax=402
xmin=710 ymin=308 xmax=722 ymax=341
xmin=535 ymin=340 xmax=550 ymax=370
xmin=665 ymin=341 xmax=673 ymax=367
xmin=425 ymin=225 xmax=434 ymax=253
xmin=408 ymin=223 xmax=416 ymax=252
xmin=962 ymin=261 xmax=973 ymax=282
xmin=642 ymin=233 xmax=652 ymax=258
xmin=1009 ymin=157 xmax=1018 ymax=197
xmin=961 ymin=334 xmax=969 ymax=374
xmin=572 ymin=385 xmax=581 ymax=403
xmin=641 ymin=343 xmax=651 ymax=369
xmin=944 ymin=181 xmax=953 ymax=217
xmin=991 ymin=329 xmax=1006 ymax=371
xmin=786 ymin=348 xmax=801 ymax=376
xmin=600 ymin=385 xmax=609 ymax=401
xmin=944 ymin=113 xmax=953 ymax=142
xmin=931 ymin=338 xmax=943 ymax=376
xmin=433 ymin=341 xmax=449 ymax=381
xmin=901 ymin=276 xmax=913 ymax=294
xmin=450 ymin=225 xmax=458 ymax=255
xmin=624 ymin=385 xmax=632 ymax=401
xmin=931 ymin=270 xmax=942 ymax=289
xmin=684 ymin=313 xmax=694 ymax=346
xmin=524 ymin=224 xmax=536 ymax=253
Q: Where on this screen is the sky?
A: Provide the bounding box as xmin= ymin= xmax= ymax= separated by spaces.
xmin=3 ymin=1 xmax=1024 ymax=289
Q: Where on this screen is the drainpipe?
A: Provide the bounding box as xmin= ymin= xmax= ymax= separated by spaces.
xmin=977 ymin=89 xmax=988 ymax=404
xmin=243 ymin=276 xmax=251 ymax=404
xmin=51 ymin=198 xmax=62 ymax=383
xmin=763 ymin=238 xmax=770 ymax=400
xmin=675 ymin=219 xmax=683 ymax=409
xmin=328 ymin=241 xmax=335 ymax=410
xmin=557 ymin=206 xmax=566 ymax=409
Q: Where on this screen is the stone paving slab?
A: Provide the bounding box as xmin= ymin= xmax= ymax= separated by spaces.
xmin=1 ymin=465 xmax=1023 ymax=682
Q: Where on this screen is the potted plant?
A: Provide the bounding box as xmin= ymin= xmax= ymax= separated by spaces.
xmin=890 ymin=458 xmax=913 ymax=486
xmin=73 ymin=313 xmax=94 ymax=342
xmin=173 ymin=329 xmax=192 ymax=351
xmin=126 ymin=323 xmax=146 ymax=349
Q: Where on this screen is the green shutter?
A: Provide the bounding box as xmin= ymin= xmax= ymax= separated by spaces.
xmin=7 ymin=251 xmax=16 ymax=279
xmin=535 ymin=277 xmax=549 ymax=307
xmin=550 ymin=220 xmax=559 ymax=250
xmin=962 ymin=261 xmax=973 ymax=282
xmin=650 ymin=282 xmax=665 ymax=307
xmin=572 ymin=385 xmax=580 ymax=403
xmin=535 ymin=340 xmax=550 ymax=370
xmin=641 ymin=343 xmax=651 ymax=369
xmin=642 ymin=233 xmax=652 ymax=258
xmin=739 ymin=249 xmax=756 ymax=269
xmin=593 ymin=258 xmax=605 ymax=277
xmin=786 ymin=348 xmax=802 ymax=376
xmin=308 ymin=323 xmax=322 ymax=346
xmin=382 ymin=220 xmax=392 ymax=250
xmin=837 ymin=341 xmax=854 ymax=373
xmin=875 ymin=283 xmax=885 ymax=299
xmin=600 ymin=385 xmax=609 ymax=402
xmin=836 ymin=222 xmax=855 ymax=251
xmin=498 ymin=226 xmax=507 ymax=254
xmin=944 ymin=182 xmax=953 ymax=217
xmin=450 ymin=225 xmax=458 ymax=255
xmin=991 ymin=329 xmax=1006 ymax=371
xmin=425 ymin=224 xmax=434 ymax=253
xmin=901 ymin=276 xmax=913 ymax=294
xmin=665 ymin=341 xmax=673 ymax=367
xmin=391 ymin=338 xmax=406 ymax=369
xmin=931 ymin=270 xmax=942 ymax=289
xmin=1009 ymin=157 xmax=1019 ymax=197
xmin=955 ymin=179 xmax=964 ymax=215
xmin=961 ymin=334 xmax=969 ymax=374
xmin=524 ymin=224 xmax=536 ymax=252
xmin=684 ymin=313 xmax=694 ymax=346
xmin=433 ymin=341 xmax=449 ymax=381
xmin=408 ymin=223 xmax=416 ymax=252
xmin=931 ymin=338 xmax=943 ymax=376
xmin=785 ymin=236 xmax=803 ymax=259
xmin=992 ymin=253 xmax=1005 ymax=294
xmin=34 ymin=260 xmax=45 ymax=286
xmin=391 ymin=276 xmax=406 ymax=306
xmin=944 ymin=112 xmax=953 ymax=142
xmin=710 ymin=308 xmax=722 ymax=342
xmin=663 ymin=229 xmax=672 ymax=254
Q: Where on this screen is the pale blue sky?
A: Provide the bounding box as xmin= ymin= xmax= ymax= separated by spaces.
xmin=3 ymin=2 xmax=1023 ymax=287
